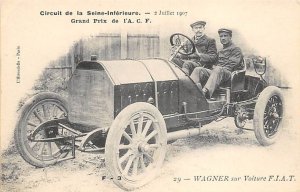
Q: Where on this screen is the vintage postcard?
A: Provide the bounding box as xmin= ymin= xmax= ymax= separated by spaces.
xmin=1 ymin=0 xmax=300 ymax=191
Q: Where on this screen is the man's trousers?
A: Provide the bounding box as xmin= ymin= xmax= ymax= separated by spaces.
xmin=190 ymin=66 xmax=231 ymax=97
xmin=172 ymin=58 xmax=202 ymax=75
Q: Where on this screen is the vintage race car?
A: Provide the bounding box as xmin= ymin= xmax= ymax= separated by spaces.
xmin=14 ymin=33 xmax=284 ymax=191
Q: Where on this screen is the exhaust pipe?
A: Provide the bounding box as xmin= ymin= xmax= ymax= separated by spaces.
xmin=167 ymin=127 xmax=201 ymax=141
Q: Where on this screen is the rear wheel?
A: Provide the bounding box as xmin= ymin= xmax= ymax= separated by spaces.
xmin=253 ymin=86 xmax=284 ymax=146
xmin=14 ymin=92 xmax=70 ymax=167
xmin=105 ymin=102 xmax=167 ymax=191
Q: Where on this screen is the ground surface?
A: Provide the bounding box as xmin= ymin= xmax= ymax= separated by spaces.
xmin=1 ymin=116 xmax=299 ymax=192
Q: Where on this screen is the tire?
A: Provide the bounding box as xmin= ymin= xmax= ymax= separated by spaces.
xmin=14 ymin=92 xmax=69 ymax=167
xmin=105 ymin=102 xmax=167 ymax=191
xmin=253 ymin=86 xmax=284 ymax=146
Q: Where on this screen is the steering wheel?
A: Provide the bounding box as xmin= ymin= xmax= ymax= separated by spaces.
xmin=170 ymin=33 xmax=196 ymax=56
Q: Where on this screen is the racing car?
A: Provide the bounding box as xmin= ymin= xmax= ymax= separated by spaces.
xmin=14 ymin=33 xmax=284 ymax=191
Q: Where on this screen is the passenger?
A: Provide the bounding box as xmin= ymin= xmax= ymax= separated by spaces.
xmin=172 ymin=21 xmax=218 ymax=75
xmin=190 ymin=28 xmax=244 ymax=99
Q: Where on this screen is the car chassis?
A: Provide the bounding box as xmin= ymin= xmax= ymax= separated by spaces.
xmin=14 ymin=33 xmax=284 ymax=191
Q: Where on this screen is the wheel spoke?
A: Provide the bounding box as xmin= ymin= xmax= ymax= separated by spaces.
xmin=57 ymin=111 xmax=65 ymax=118
xmin=129 ymin=120 xmax=137 ymax=137
xmin=52 ymin=105 xmax=59 ymax=118
xmin=275 ymin=106 xmax=282 ymax=115
xmin=29 ymin=141 xmax=38 ymax=148
xmin=119 ymin=150 xmax=132 ymax=164
xmin=270 ymin=97 xmax=275 ymax=105
xmin=266 ymin=106 xmax=272 ymax=114
xmin=148 ymin=144 xmax=159 ymax=149
xmin=132 ymin=157 xmax=139 ymax=176
xmin=266 ymin=100 xmax=272 ymax=110
xmin=142 ymin=120 xmax=152 ymax=137
xmin=27 ymin=121 xmax=38 ymax=127
xmin=264 ymin=119 xmax=269 ymax=127
xmin=140 ymin=155 xmax=146 ymax=171
xmin=271 ymin=119 xmax=276 ymax=128
xmin=273 ymin=120 xmax=279 ymax=131
xmin=119 ymin=144 xmax=132 ymax=150
xmin=46 ymin=142 xmax=52 ymax=156
xmin=42 ymin=104 xmax=49 ymax=120
xmin=123 ymin=131 xmax=133 ymax=143
xmin=145 ymin=130 xmax=158 ymax=142
xmin=38 ymin=142 xmax=46 ymax=155
xmin=137 ymin=113 xmax=144 ymax=135
xmin=123 ymin=155 xmax=135 ymax=175
xmin=33 ymin=110 xmax=44 ymax=123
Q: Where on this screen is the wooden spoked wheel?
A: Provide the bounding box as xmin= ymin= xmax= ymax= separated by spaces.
xmin=105 ymin=102 xmax=167 ymax=191
xmin=14 ymin=92 xmax=70 ymax=167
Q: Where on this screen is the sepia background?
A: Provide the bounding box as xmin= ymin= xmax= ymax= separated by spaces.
xmin=1 ymin=0 xmax=300 ymax=191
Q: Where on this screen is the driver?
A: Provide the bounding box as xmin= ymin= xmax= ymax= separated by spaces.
xmin=172 ymin=21 xmax=218 ymax=75
xmin=190 ymin=28 xmax=244 ymax=99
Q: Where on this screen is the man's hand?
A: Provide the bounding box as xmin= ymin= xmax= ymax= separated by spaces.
xmin=195 ymin=48 xmax=203 ymax=57
xmin=171 ymin=45 xmax=179 ymax=55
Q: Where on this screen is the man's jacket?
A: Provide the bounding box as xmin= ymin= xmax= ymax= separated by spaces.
xmin=217 ymin=43 xmax=244 ymax=72
xmin=181 ymin=35 xmax=218 ymax=69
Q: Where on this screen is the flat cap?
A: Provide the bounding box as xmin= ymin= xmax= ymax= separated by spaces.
xmin=190 ymin=21 xmax=206 ymax=28
xmin=218 ymin=28 xmax=232 ymax=35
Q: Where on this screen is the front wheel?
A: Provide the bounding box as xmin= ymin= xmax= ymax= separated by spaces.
xmin=253 ymin=86 xmax=284 ymax=146
xmin=105 ymin=102 xmax=167 ymax=191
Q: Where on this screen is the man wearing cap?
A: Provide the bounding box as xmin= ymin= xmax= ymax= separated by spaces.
xmin=172 ymin=21 xmax=218 ymax=75
xmin=190 ymin=28 xmax=244 ymax=98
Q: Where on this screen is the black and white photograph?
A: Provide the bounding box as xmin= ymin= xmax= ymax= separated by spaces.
xmin=1 ymin=0 xmax=300 ymax=191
